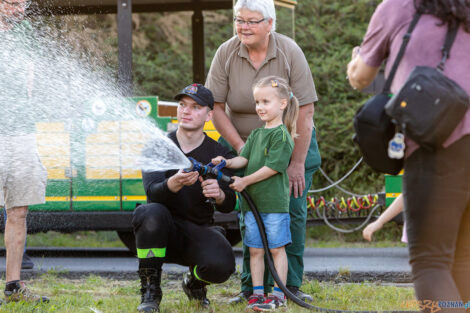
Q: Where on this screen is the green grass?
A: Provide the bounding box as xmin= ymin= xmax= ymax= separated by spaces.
xmin=305 ymin=224 xmax=407 ymax=248
xmin=0 ymin=231 xmax=125 ymax=248
xmin=1 ymin=222 xmax=407 ymax=249
xmin=0 ymin=273 xmax=417 ymax=312
xmin=306 ymin=240 xmax=407 ymax=248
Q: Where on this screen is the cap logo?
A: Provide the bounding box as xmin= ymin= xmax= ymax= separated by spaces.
xmin=183 ymin=85 xmax=198 ymax=95
xmin=271 ymin=80 xmax=278 ymax=87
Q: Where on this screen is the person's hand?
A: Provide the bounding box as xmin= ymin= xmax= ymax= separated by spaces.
xmin=229 ymin=176 xmax=247 ymax=192
xmin=200 ymin=177 xmax=225 ymax=204
xmin=351 ymin=46 xmax=360 ymax=60
xmin=173 ymin=169 xmax=199 ymax=186
xmin=362 ymin=220 xmax=383 ymax=242
xmin=211 ymin=156 xmax=226 ymax=165
xmin=167 ymin=169 xmax=199 ymax=192
xmin=287 ymin=161 xmax=305 ymax=198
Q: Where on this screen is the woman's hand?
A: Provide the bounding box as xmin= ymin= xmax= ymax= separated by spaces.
xmin=229 ymin=176 xmax=247 ymax=192
xmin=287 ymin=161 xmax=306 ymax=198
xmin=347 ymin=47 xmax=380 ymax=90
xmin=363 ymin=195 xmax=404 ymax=241
xmin=351 ymin=46 xmax=360 ymax=59
xmin=362 ymin=220 xmax=384 ymax=242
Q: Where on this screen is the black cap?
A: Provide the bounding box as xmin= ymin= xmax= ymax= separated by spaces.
xmin=174 ymin=83 xmax=214 ymax=110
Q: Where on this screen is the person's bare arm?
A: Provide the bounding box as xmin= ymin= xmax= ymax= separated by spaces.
xmin=229 ymin=166 xmax=277 ymax=192
xmin=212 ymin=102 xmax=245 ymax=153
xmin=347 ymin=47 xmax=380 ymax=90
xmin=288 ymin=103 xmax=314 ymax=198
xmin=212 ymin=156 xmax=248 ymax=169
xmin=363 ymin=194 xmax=404 ymax=241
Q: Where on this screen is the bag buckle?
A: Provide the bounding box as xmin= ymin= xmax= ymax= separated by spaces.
xmin=438 ymin=49 xmax=449 ymax=71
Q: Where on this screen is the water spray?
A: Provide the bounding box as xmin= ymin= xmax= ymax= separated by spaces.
xmin=184 ymin=157 xmax=412 ymax=313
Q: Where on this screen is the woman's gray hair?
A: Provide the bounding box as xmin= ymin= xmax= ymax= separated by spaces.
xmin=234 ymin=0 xmax=276 ymax=31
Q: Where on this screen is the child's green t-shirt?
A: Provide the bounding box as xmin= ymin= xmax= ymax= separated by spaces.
xmin=240 ymin=124 xmax=294 ymax=213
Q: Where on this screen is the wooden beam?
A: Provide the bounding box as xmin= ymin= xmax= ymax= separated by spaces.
xmin=117 ymin=0 xmax=133 ymax=96
xmin=192 ymin=1 xmax=205 ymax=83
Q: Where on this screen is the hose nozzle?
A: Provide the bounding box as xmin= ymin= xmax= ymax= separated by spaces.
xmin=184 ymin=157 xmax=232 ymax=184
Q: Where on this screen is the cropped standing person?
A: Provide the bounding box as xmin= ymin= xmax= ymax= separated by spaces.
xmin=0 ymin=0 xmax=49 ymax=303
xmin=206 ymin=0 xmax=321 ymax=303
xmin=348 ymin=0 xmax=470 ymax=311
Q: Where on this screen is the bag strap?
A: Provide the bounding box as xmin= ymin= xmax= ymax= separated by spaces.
xmin=437 ymin=21 xmax=460 ymax=71
xmin=382 ymin=12 xmax=422 ymax=94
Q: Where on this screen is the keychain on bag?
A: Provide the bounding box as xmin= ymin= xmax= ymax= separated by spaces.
xmin=388 ymin=132 xmax=405 ymax=159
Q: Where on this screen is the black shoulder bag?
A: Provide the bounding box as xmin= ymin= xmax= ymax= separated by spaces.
xmin=353 ymin=12 xmax=422 ymax=175
xmin=385 ymin=22 xmax=469 ymax=151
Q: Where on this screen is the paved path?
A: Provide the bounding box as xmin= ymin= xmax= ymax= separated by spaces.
xmin=0 ymin=248 xmax=412 ymax=282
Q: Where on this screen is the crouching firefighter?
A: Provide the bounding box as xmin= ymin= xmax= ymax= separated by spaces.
xmin=132 ymin=84 xmax=237 ymax=312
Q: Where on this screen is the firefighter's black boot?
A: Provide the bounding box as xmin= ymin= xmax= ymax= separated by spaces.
xmin=137 ymin=268 xmax=162 ymax=312
xmin=182 ymin=271 xmax=210 ymax=306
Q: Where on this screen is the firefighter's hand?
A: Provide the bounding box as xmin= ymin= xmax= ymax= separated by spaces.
xmin=167 ymin=169 xmax=199 ymax=193
xmin=200 ymin=177 xmax=225 ymax=204
xmin=229 ymin=176 xmax=247 ymax=192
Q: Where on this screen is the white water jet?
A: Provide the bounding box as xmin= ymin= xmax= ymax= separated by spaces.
xmin=0 ymin=16 xmax=190 ymax=182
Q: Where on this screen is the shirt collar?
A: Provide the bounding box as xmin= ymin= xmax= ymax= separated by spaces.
xmin=169 ymin=130 xmax=209 ymax=155
xmin=238 ymin=32 xmax=277 ymax=61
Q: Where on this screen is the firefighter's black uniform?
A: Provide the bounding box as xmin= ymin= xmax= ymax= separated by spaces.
xmin=132 ymin=130 xmax=237 ymax=312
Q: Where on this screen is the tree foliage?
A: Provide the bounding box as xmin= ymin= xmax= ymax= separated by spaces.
xmin=294 ymin=0 xmax=384 ymax=195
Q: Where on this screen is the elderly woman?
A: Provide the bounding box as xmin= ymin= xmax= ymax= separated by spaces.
xmin=348 ymin=0 xmax=470 ymax=311
xmin=206 ymin=0 xmax=321 ymax=304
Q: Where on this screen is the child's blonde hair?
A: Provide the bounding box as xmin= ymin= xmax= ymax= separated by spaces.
xmin=253 ymin=76 xmax=299 ymax=139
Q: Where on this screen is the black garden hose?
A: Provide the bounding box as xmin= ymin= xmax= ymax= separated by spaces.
xmin=241 ymin=189 xmax=413 ymax=313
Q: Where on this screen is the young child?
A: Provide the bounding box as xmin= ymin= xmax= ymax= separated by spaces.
xmin=212 ymin=76 xmax=298 ymax=311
